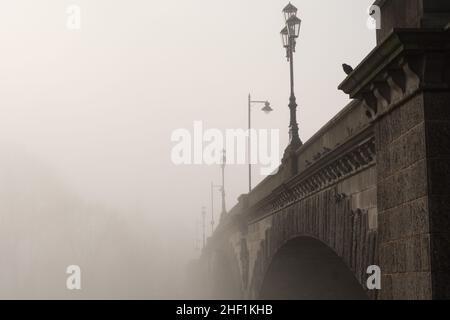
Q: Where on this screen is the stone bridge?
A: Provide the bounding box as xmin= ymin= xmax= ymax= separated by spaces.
xmin=192 ymin=0 xmax=450 ymax=300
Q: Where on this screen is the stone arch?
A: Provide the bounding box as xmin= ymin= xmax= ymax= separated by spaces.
xmin=248 ymin=190 xmax=378 ymax=299
xmin=258 ymin=236 xmax=368 ymax=299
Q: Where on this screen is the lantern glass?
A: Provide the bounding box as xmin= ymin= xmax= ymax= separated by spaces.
xmin=286 ymin=15 xmax=301 ymax=38
xmin=280 ymin=27 xmax=289 ymax=47
xmin=282 ymin=2 xmax=298 ymax=22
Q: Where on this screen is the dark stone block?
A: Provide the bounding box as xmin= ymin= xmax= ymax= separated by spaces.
xmin=391 ymin=272 xmax=432 ymax=300
xmin=387 ymin=199 xmax=429 ymax=241
xmin=375 ymin=121 xmax=393 ymax=150
xmin=390 ymin=107 xmax=403 ymax=142
xmin=377 ymin=149 xmax=392 ymax=179
xmin=409 ymin=197 xmax=430 ymax=235
xmin=414 ymin=272 xmax=433 ymax=300
xmin=429 ymin=195 xmax=450 ymax=233
xmin=377 ymin=176 xmax=390 ymax=212
xmin=378 ymin=211 xmax=392 ymax=242
xmin=406 ymin=159 xmax=428 ymax=202
xmin=379 ymin=274 xmax=394 ymax=300
xmin=380 ymin=242 xmax=397 ymax=274
xmin=428 ymin=159 xmax=450 ymax=195
xmin=391 ymin=273 xmax=416 ymax=299
xmin=404 ymin=123 xmax=426 ymax=167
xmin=417 ymin=234 xmax=431 ymax=272
xmin=387 ymin=235 xmax=431 ymax=273
xmin=396 ymin=241 xmax=408 ymax=272
xmin=389 ymin=135 xmax=406 ymax=173
xmin=431 ymin=233 xmax=450 ymax=272
xmin=401 ymin=94 xmax=424 ymax=132
xmin=424 ymin=92 xmax=450 ymax=121
xmin=426 ymin=121 xmax=450 ymax=158
xmin=432 ymin=272 xmax=450 ymax=299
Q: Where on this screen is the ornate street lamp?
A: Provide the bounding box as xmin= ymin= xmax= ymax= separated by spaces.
xmin=248 ymin=94 xmax=273 ymax=193
xmin=281 ymin=2 xmax=302 ymax=148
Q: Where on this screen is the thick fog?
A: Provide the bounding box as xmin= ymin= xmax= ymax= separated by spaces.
xmin=0 ymin=0 xmax=374 ymax=299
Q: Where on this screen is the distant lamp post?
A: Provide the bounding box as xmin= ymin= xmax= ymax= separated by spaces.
xmin=195 ymin=218 xmax=201 ymax=252
xmin=281 ymin=2 xmax=302 ymax=148
xmin=248 ymin=95 xmax=273 ymax=193
xmin=201 ymin=206 xmax=206 ymax=249
xmin=210 ymin=182 xmax=221 ymax=235
xmin=220 ymin=149 xmax=227 ymax=219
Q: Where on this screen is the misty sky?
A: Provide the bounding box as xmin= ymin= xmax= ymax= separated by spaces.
xmin=0 ymin=0 xmax=375 ymax=298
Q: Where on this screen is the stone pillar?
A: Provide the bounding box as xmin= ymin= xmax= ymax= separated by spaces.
xmin=374 ymin=0 xmax=450 ymax=44
xmin=340 ymin=28 xmax=450 ymax=299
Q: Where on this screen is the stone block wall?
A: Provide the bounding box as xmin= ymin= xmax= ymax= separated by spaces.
xmin=376 ymin=93 xmax=433 ymax=299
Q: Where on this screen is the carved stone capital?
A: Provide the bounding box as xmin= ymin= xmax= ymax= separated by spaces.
xmin=339 ymin=30 xmax=450 ymax=120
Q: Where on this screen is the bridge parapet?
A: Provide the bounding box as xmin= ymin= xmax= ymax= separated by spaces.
xmin=248 ymin=99 xmax=373 ymax=211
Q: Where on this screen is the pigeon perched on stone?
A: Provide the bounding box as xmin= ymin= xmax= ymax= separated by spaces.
xmin=342 ymin=63 xmax=354 ymax=75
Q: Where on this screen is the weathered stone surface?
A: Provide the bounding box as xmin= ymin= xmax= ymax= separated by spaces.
xmin=379 ymin=235 xmax=431 ymax=274
xmin=379 ymin=197 xmax=429 ymax=242
xmin=389 ymin=272 xmax=432 ymax=300
xmin=401 ymin=94 xmax=425 ymax=132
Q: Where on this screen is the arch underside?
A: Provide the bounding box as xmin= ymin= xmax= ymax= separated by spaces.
xmin=246 ymin=186 xmax=377 ymax=300
xmin=259 ymin=237 xmax=368 ymax=300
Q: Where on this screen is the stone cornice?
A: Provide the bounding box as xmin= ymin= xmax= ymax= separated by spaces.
xmin=339 ymin=29 xmax=450 ymax=98
xmin=339 ymin=29 xmax=450 ymax=120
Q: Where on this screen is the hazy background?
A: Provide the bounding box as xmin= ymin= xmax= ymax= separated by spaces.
xmin=0 ymin=0 xmax=375 ymax=299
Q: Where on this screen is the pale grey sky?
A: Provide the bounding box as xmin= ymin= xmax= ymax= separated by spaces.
xmin=0 ymin=0 xmax=375 ymax=298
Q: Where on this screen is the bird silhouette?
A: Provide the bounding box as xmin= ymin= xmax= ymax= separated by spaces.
xmin=342 ymin=63 xmax=354 ymax=75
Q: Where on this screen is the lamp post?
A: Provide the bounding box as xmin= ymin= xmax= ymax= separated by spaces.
xmin=201 ymin=206 xmax=206 ymax=249
xmin=210 ymin=182 xmax=221 ymax=235
xmin=281 ymin=2 xmax=302 ymax=148
xmin=248 ymin=94 xmax=273 ymax=193
xmin=220 ymin=149 xmax=227 ymax=219
xmin=195 ymin=218 xmax=200 ymax=252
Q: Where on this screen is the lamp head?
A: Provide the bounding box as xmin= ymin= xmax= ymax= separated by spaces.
xmin=280 ymin=26 xmax=289 ymax=48
xmin=282 ymin=2 xmax=298 ymax=22
xmin=286 ymin=15 xmax=302 ymax=38
xmin=261 ymin=101 xmax=273 ymax=114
